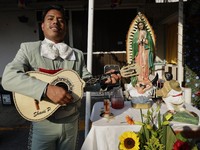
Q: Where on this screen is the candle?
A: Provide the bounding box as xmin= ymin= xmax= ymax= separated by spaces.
xmin=183 ymin=88 xmax=191 ymax=105
xmin=104 ymin=99 xmax=110 ymax=115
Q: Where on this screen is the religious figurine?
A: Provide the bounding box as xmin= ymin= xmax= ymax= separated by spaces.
xmin=156 ymin=72 xmax=193 ymax=116
xmin=124 ymin=12 xmax=156 ymax=108
xmin=126 ymin=12 xmax=156 ymax=92
xmin=131 ymin=18 xmax=154 ymax=91
xmin=155 ymin=72 xmax=199 ymax=125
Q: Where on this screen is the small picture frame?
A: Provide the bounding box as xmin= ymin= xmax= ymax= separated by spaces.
xmin=1 ymin=94 xmax=12 ymax=105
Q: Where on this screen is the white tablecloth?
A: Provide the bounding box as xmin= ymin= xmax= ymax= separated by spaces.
xmin=81 ymin=101 xmax=200 ymax=150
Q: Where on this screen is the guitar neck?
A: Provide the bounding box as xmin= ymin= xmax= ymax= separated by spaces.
xmin=83 ymin=71 xmax=120 ymax=86
xmin=83 ymin=62 xmax=140 ymax=86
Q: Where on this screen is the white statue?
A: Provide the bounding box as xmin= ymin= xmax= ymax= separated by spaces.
xmin=156 ymin=72 xmax=193 ymax=116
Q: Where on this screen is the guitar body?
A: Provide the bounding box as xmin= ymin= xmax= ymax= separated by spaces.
xmin=13 ymin=69 xmax=85 ymax=122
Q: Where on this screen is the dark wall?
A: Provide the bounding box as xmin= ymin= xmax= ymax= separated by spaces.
xmin=72 ymin=9 xmax=137 ymax=52
xmin=72 ymin=9 xmax=137 ymax=78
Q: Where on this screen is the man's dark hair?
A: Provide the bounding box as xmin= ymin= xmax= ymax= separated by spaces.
xmin=42 ymin=5 xmax=67 ymax=23
xmin=164 ymin=72 xmax=173 ymax=81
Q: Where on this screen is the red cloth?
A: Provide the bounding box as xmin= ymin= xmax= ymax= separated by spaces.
xmin=172 ymin=93 xmax=182 ymax=97
xmin=39 ymin=68 xmax=63 ymax=74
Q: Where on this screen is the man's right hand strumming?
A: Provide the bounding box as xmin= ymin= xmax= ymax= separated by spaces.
xmin=46 ymin=84 xmax=74 ymax=105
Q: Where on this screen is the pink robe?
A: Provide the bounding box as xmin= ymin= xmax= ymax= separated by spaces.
xmin=135 ymin=31 xmax=152 ymax=93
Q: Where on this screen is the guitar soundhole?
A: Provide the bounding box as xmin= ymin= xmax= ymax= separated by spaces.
xmin=56 ymin=82 xmax=68 ymax=91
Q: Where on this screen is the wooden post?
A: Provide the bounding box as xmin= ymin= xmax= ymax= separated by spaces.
xmin=85 ymin=0 xmax=94 ymax=139
xmin=178 ymin=0 xmax=183 ymax=85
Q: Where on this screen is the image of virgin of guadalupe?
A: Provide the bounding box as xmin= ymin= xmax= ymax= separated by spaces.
xmin=125 ymin=12 xmax=156 ymax=97
xmin=132 ymin=20 xmax=154 ymax=83
xmin=130 ymin=16 xmax=155 ymax=94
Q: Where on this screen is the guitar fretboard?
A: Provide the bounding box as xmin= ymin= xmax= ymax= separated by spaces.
xmin=83 ymin=71 xmax=120 ymax=86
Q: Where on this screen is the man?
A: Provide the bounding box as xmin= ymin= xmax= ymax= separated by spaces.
xmin=2 ymin=5 xmax=121 ymax=150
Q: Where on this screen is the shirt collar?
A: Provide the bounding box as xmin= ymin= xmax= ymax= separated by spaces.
xmin=44 ymin=38 xmax=65 ymax=44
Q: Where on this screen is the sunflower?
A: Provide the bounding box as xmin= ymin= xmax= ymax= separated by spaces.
xmin=119 ymin=131 xmax=140 ymax=150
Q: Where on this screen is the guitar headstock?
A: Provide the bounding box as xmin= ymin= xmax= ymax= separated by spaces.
xmin=120 ymin=62 xmax=141 ymax=78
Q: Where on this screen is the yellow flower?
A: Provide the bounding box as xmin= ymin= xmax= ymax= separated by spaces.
xmin=165 ymin=113 xmax=172 ymax=120
xmin=119 ymin=131 xmax=140 ymax=150
xmin=146 ymin=124 xmax=153 ymax=130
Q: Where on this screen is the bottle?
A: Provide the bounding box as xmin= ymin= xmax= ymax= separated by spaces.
xmin=111 ymin=87 xmax=124 ymax=109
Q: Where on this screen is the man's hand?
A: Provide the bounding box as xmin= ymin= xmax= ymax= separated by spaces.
xmin=46 ymin=84 xmax=74 ymax=105
xmin=104 ymin=69 xmax=121 ymax=84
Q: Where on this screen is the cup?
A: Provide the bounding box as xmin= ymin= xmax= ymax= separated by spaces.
xmin=111 ymin=87 xmax=124 ymax=109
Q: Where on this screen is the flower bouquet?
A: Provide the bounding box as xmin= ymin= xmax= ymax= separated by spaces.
xmin=118 ymin=106 xmax=198 ymax=150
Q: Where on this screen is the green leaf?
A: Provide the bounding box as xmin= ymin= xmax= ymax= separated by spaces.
xmin=147 ymin=109 xmax=150 ymax=116
xmin=189 ymin=140 xmax=198 ymax=150
xmin=162 ymin=121 xmax=170 ymax=125
xmin=140 ymin=109 xmax=144 ymax=123
xmin=143 ymin=114 xmax=147 ymax=118
xmin=134 ymin=121 xmax=145 ymax=125
xmin=156 ymin=106 xmax=160 ymax=112
xmin=144 ymin=125 xmax=150 ymax=143
xmin=147 ymin=118 xmax=150 ymax=124
xmin=138 ymin=132 xmax=145 ymax=146
xmin=165 ymin=126 xmax=177 ymax=150
xmin=150 ymin=130 xmax=158 ymax=137
xmin=139 ymin=124 xmax=147 ymax=145
xmin=163 ymin=125 xmax=167 ymax=149
xmin=176 ymin=132 xmax=188 ymax=142
xmin=158 ymin=133 xmax=163 ymax=141
xmin=192 ymin=146 xmax=198 ymax=150
xmin=163 ymin=113 xmax=167 ymax=122
xmin=158 ymin=111 xmax=161 ymax=129
xmin=151 ymin=107 xmax=154 ymax=112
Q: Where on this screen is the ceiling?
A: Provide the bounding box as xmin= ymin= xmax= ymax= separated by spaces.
xmin=0 ymin=0 xmax=145 ymax=11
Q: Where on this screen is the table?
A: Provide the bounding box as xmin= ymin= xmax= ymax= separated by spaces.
xmin=81 ymin=101 xmax=200 ymax=150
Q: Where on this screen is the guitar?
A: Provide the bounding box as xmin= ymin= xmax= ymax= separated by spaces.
xmin=13 ymin=63 xmax=140 ymax=122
